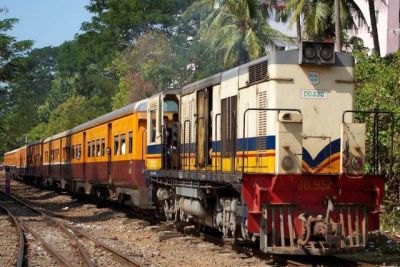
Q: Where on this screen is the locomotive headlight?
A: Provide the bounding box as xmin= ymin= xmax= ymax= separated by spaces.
xmin=320 ymin=44 xmax=334 ymax=61
xmin=303 ymin=45 xmax=316 ymax=59
xmin=281 ymin=155 xmax=294 ymax=170
xmin=350 ymin=156 xmax=364 ymax=171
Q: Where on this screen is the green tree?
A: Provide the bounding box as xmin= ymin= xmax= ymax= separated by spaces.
xmin=0 ymin=18 xmax=33 ymax=82
xmin=0 ymin=17 xmax=33 ymax=158
xmin=1 ymin=47 xmax=57 ymax=146
xmin=43 ymin=95 xmax=108 ymax=137
xmin=354 ymin=51 xmax=400 ymax=230
xmin=281 ymin=0 xmax=365 ymax=47
xmin=186 ymin=0 xmax=289 ymax=67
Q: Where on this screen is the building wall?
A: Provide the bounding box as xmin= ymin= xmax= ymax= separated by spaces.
xmin=348 ymin=0 xmax=400 ymax=55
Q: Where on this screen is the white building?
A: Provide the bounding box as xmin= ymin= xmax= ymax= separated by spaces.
xmin=347 ymin=0 xmax=400 ymax=56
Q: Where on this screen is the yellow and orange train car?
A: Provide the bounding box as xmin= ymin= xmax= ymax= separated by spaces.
xmin=4 ymin=99 xmax=149 ymax=208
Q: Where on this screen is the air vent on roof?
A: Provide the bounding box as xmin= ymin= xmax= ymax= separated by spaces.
xmin=249 ymin=60 xmax=268 ymax=85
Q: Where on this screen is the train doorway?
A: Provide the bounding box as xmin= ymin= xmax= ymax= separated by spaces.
xmin=161 ymin=93 xmax=180 ymax=170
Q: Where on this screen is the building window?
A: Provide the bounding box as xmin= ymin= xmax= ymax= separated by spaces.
xmin=357 ymin=15 xmax=364 ymax=28
xmin=129 ymin=132 xmax=133 ymax=153
xmin=120 ymin=134 xmax=126 ymax=155
xmin=114 ymin=135 xmax=119 ymax=155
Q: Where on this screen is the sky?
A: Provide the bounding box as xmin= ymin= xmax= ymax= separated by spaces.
xmin=1 ymin=0 xmax=92 ymax=48
xmin=1 ymin=0 xmax=295 ymax=49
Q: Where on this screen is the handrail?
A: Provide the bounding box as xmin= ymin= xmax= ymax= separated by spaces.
xmin=214 ymin=113 xmax=221 ymax=172
xmin=342 ymin=110 xmax=394 ymax=179
xmin=141 ymin=129 xmax=147 ymax=168
xmin=242 ymin=108 xmax=302 ymax=174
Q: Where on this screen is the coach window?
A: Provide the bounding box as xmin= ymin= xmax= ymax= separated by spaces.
xmin=91 ymin=141 xmax=96 ymax=157
xmin=129 ymin=132 xmax=133 ymax=153
xmin=72 ymin=145 xmax=75 ymax=159
xmin=120 ymin=134 xmax=126 ymax=155
xmin=96 ymin=140 xmax=101 ymax=157
xmin=77 ymin=145 xmax=81 ymax=159
xmin=114 ymin=135 xmax=119 ymax=155
xmin=88 ymin=142 xmax=91 ymax=157
xmin=101 ymin=139 xmax=105 ymax=156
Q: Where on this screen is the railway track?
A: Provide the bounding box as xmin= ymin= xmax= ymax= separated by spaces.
xmin=0 ymin=196 xmax=25 ymax=267
xmin=1 ymin=180 xmax=382 ymax=267
xmin=179 ymin=226 xmax=379 ymax=267
xmin=0 ymin=190 xmax=142 ymax=267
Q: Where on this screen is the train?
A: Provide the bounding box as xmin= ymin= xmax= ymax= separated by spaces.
xmin=3 ymin=41 xmax=393 ymax=255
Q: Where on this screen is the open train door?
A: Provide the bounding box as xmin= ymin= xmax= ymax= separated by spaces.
xmin=146 ymin=90 xmax=180 ymax=171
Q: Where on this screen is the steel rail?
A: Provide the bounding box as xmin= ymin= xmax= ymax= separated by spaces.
xmin=0 ymin=199 xmax=25 ymax=267
xmin=0 ymin=190 xmax=94 ymax=267
xmin=62 ymin=223 xmax=142 ymax=267
xmin=8 ymin=192 xmax=142 ymax=267
xmin=19 ymin=221 xmax=76 ymax=267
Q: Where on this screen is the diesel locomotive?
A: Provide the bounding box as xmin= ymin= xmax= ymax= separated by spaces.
xmin=4 ymin=41 xmax=394 ymax=255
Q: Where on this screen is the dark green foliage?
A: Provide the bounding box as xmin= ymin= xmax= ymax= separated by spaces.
xmin=0 ymin=18 xmax=33 ymax=82
xmin=355 ymin=51 xmax=400 ymax=231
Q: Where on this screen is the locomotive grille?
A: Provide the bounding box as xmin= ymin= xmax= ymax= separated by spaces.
xmin=221 ymin=96 xmax=237 ymax=158
xmin=257 ymin=90 xmax=268 ymax=150
xmin=249 ymin=60 xmax=268 ymax=85
xmin=182 ymin=98 xmax=195 ymax=151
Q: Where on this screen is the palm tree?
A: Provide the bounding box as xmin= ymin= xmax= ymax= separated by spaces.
xmin=334 ymin=0 xmax=341 ymax=51
xmin=281 ymin=0 xmax=366 ymax=50
xmin=185 ymin=0 xmax=289 ymax=67
xmin=367 ymin=0 xmax=380 ymax=56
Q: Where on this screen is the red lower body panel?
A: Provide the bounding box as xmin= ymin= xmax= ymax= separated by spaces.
xmin=243 ymin=174 xmax=384 ymax=236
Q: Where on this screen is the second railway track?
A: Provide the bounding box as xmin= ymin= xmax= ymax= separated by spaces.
xmin=0 ymin=190 xmax=142 ymax=267
xmin=0 ymin=195 xmax=24 ymax=267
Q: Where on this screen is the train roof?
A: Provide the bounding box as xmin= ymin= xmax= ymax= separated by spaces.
xmin=181 ymin=49 xmax=354 ymax=96
xmin=43 ymin=98 xmax=148 ymax=142
xmin=4 ymin=146 xmax=26 ymax=155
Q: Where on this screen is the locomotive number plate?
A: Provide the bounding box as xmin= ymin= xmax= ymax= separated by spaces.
xmin=298 ymin=179 xmax=333 ymax=191
xmin=301 ymin=89 xmax=328 ymax=99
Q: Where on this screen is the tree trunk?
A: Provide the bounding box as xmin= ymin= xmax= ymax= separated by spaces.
xmin=368 ymin=0 xmax=381 ymax=56
xmin=296 ymin=16 xmax=301 ymax=46
xmin=334 ymin=0 xmax=341 ymax=52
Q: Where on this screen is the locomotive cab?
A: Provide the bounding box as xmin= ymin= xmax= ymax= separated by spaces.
xmin=146 ymin=90 xmax=180 ymax=171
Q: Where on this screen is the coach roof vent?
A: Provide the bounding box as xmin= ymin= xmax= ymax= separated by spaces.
xmin=248 ymin=60 xmax=268 ymax=85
